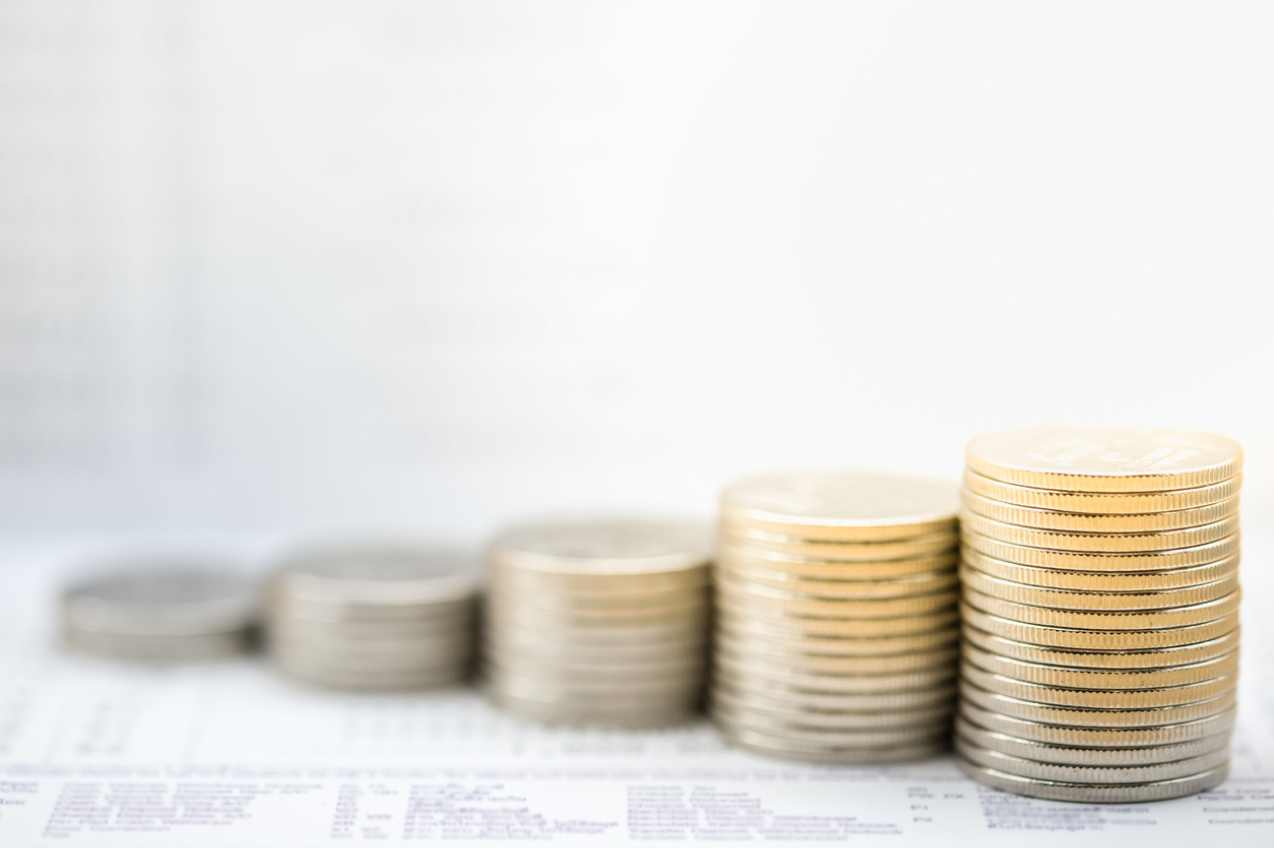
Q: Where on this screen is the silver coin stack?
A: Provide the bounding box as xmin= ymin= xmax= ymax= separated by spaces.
xmin=268 ymin=545 xmax=481 ymax=690
xmin=957 ymin=425 xmax=1243 ymax=803
xmin=62 ymin=564 xmax=259 ymax=662
xmin=712 ymin=471 xmax=962 ymax=764
xmin=483 ymin=518 xmax=712 ymax=726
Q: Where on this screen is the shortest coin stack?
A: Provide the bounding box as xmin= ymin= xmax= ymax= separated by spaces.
xmin=62 ymin=561 xmax=259 ymax=661
xmin=484 ymin=517 xmax=712 ymax=727
xmin=268 ymin=544 xmax=481 ymax=690
xmin=713 ymin=470 xmax=962 ymax=764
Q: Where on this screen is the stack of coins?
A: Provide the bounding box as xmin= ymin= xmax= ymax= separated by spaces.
xmin=62 ymin=563 xmax=259 ymax=661
xmin=957 ymin=425 xmax=1242 ymax=802
xmin=268 ymin=545 xmax=480 ymax=690
xmin=712 ymin=471 xmax=962 ymax=764
xmin=483 ymin=518 xmax=711 ymax=726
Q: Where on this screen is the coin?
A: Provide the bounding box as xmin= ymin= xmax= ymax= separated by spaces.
xmin=954 ymin=717 xmax=1231 ymax=766
xmin=63 ymin=628 xmax=254 ymax=662
xmin=485 ymin=584 xmax=709 ymax=613
xmin=721 ymin=727 xmax=949 ymax=764
xmin=963 ymin=471 xmax=1242 ymax=514
xmin=715 ymin=561 xmax=957 ymax=598
xmin=717 ymin=577 xmax=959 ymax=618
xmin=959 ymin=700 xmax=1236 ymax=747
xmin=961 ymin=665 xmax=1237 ymax=710
xmin=711 ymin=688 xmax=952 ymax=730
xmin=720 ymin=527 xmax=957 ymax=561
xmin=959 ymin=565 xmax=1240 ymax=611
xmin=962 ymin=529 xmax=1240 ymax=571
xmin=721 ymin=605 xmax=960 ymax=637
xmin=489 ymin=517 xmax=711 ymax=575
xmin=955 ymin=759 xmax=1229 ymax=803
xmin=961 ymin=549 xmax=1240 ymax=592
xmin=719 ymin=470 xmax=959 ymax=541
xmin=960 ymin=489 xmax=1239 ymax=533
xmin=714 ymin=649 xmax=956 ymax=693
xmin=961 ymin=642 xmax=1240 ymax=688
xmin=274 ymin=545 xmax=481 ymax=605
xmin=963 ymin=587 xmax=1241 ymax=631
xmin=63 ymin=567 xmax=259 ymax=637
xmin=957 ymin=735 xmax=1230 ymax=784
xmin=486 ymin=690 xmax=698 ymax=728
xmin=961 ymin=625 xmax=1240 ymax=669
xmin=960 ymin=680 xmax=1236 ymax=727
xmin=717 ymin=546 xmax=958 ymax=578
xmin=713 ymin=708 xmax=949 ymax=746
xmin=716 ymin=617 xmax=959 ymax=655
xmin=964 ymin=425 xmax=1243 ymax=493
xmin=715 ymin=635 xmax=958 ymax=674
xmin=960 ymin=513 xmax=1239 ymax=553
xmin=713 ymin=670 xmax=957 ymax=711
xmin=961 ymin=602 xmax=1239 ymax=651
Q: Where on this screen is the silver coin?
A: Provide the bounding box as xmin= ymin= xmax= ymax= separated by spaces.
xmin=63 ymin=625 xmax=253 ymax=662
xmin=278 ymin=660 xmax=469 ymax=691
xmin=717 ymin=576 xmax=959 ymax=618
xmin=484 ymin=629 xmax=705 ymax=665
xmin=486 ymin=689 xmax=700 ymax=728
xmin=962 ymin=624 xmax=1241 ymax=670
xmin=489 ymin=562 xmax=710 ymax=594
xmin=958 ymin=700 xmax=1237 ymax=747
xmin=715 ymin=637 xmax=958 ymax=675
xmin=487 ymin=617 xmax=707 ymax=648
xmin=713 ymin=710 xmax=949 ymax=747
xmin=486 ymin=598 xmax=709 ymax=629
xmin=715 ymin=650 xmax=956 ymax=693
xmin=714 ymin=672 xmax=957 ymax=711
xmin=483 ymin=654 xmax=706 ymax=687
xmin=270 ymin=634 xmax=472 ymax=667
xmin=960 ymin=680 xmax=1237 ymax=727
xmin=956 ymin=735 xmax=1230 ymax=785
xmin=272 ymin=594 xmax=476 ymax=625
xmin=721 ymin=728 xmax=949 ymax=765
xmin=490 ymin=517 xmax=711 ymax=575
xmin=961 ymin=665 xmax=1237 ymax=711
xmin=962 ymin=641 xmax=1240 ymax=690
xmin=485 ymin=668 xmax=702 ymax=705
xmin=271 ymin=643 xmax=471 ymax=674
xmin=268 ymin=613 xmax=474 ymax=643
xmin=485 ymin=584 xmax=708 ymax=614
xmin=62 ymin=567 xmax=259 ymax=637
xmin=484 ymin=641 xmax=705 ymax=674
xmin=274 ymin=544 xmax=481 ymax=606
xmin=956 ymin=758 xmax=1229 ymax=803
xmin=954 ymin=716 xmax=1231 ymax=766
xmin=716 ymin=615 xmax=958 ymax=656
xmin=711 ymin=687 xmax=953 ymax=730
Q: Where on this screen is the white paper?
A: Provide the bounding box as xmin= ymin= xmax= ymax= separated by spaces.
xmin=2 ymin=536 xmax=1272 ymax=848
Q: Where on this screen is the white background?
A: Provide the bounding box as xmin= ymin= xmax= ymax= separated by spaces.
xmin=2 ymin=1 xmax=1272 ymax=544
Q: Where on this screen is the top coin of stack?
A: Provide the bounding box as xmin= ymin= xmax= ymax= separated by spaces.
xmin=268 ymin=544 xmax=481 ymax=690
xmin=62 ymin=561 xmax=259 ymax=662
xmin=957 ymin=425 xmax=1242 ymax=803
xmin=712 ymin=471 xmax=962 ymax=764
xmin=483 ymin=517 xmax=711 ymax=727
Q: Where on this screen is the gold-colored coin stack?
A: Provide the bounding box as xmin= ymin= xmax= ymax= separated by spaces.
xmin=957 ymin=425 xmax=1243 ymax=803
xmin=712 ymin=471 xmax=962 ymax=764
xmin=483 ymin=517 xmax=712 ymax=727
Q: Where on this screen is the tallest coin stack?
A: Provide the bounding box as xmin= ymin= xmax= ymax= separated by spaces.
xmin=956 ymin=425 xmax=1242 ymax=802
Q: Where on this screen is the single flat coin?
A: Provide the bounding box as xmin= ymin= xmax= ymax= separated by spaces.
xmin=719 ymin=470 xmax=959 ymax=541
xmin=717 ymin=605 xmax=960 ymax=637
xmin=274 ymin=544 xmax=480 ymax=606
xmin=958 ymin=700 xmax=1236 ymax=747
xmin=962 ymin=530 xmax=1240 ymax=572
xmin=959 ymin=565 xmax=1240 ymax=611
xmin=721 ymin=728 xmax=949 ymax=765
xmin=720 ymin=527 xmax=956 ymax=562
xmin=716 ymin=616 xmax=958 ymax=656
xmin=715 ymin=561 xmax=957 ymax=599
xmin=63 ymin=627 xmax=253 ymax=662
xmin=962 ymin=587 xmax=1241 ymax=631
xmin=717 ymin=577 xmax=959 ymax=618
xmin=714 ymin=650 xmax=956 ymax=693
xmin=711 ymin=688 xmax=952 ymax=730
xmin=965 ymin=425 xmax=1243 ymax=493
xmin=960 ymin=489 xmax=1240 ymax=534
xmin=486 ymin=689 xmax=699 ymax=728
xmin=959 ymin=681 xmax=1236 ymax=727
xmin=961 ymin=625 xmax=1240 ymax=670
xmin=63 ymin=567 xmax=258 ymax=637
xmin=961 ymin=666 xmax=1237 ymax=710
xmin=961 ymin=642 xmax=1240 ymax=689
xmin=715 ymin=636 xmax=957 ymax=674
xmin=961 ymin=513 xmax=1239 ymax=554
xmin=961 ymin=603 xmax=1240 ymax=651
xmin=954 ymin=716 xmax=1231 ymax=766
xmin=717 ymin=546 xmax=958 ymax=579
xmin=956 ymin=759 xmax=1228 ymax=803
xmin=963 ymin=471 xmax=1242 ymax=515
xmin=956 ymin=735 xmax=1230 ymax=785
xmin=490 ymin=517 xmax=710 ymax=575
xmin=714 ymin=670 xmax=957 ymax=711
xmin=961 ymin=549 xmax=1240 ymax=593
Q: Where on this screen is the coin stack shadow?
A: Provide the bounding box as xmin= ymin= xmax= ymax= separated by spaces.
xmin=711 ymin=471 xmax=962 ymax=763
xmin=268 ymin=545 xmax=481 ymax=690
xmin=957 ymin=425 xmax=1243 ymax=802
xmin=483 ymin=518 xmax=712 ymax=726
xmin=62 ymin=565 xmax=259 ymax=662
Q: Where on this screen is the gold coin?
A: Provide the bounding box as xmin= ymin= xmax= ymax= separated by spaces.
xmin=713 ymin=669 xmax=957 ymax=710
xmin=960 ymin=489 xmax=1239 ymax=533
xmin=961 ymin=512 xmax=1239 ymax=553
xmin=959 ymin=700 xmax=1236 ymax=747
xmin=954 ymin=716 xmax=1231 ymax=766
xmin=959 ymin=565 xmax=1240 ymax=611
xmin=717 ymin=625 xmax=957 ymax=664
xmin=961 ymin=548 xmax=1240 ymax=592
xmin=960 ymin=602 xmax=1239 ymax=651
xmin=720 ymin=527 xmax=957 ymax=562
xmin=720 ymin=604 xmax=960 ymax=637
xmin=959 ymin=680 xmax=1236 ymax=726
xmin=718 ymin=576 xmax=957 ymax=618
xmin=711 ymin=687 xmax=953 ymax=730
xmin=956 ymin=736 xmax=1230 ymax=785
xmin=965 ymin=425 xmax=1243 ymax=493
xmin=715 ymin=635 xmax=958 ymax=674
xmin=717 ymin=545 xmax=957 ymax=578
xmin=714 ymin=560 xmax=957 ymax=599
xmin=717 ymin=616 xmax=958 ymax=655
xmin=963 ymin=471 xmax=1242 ymax=514
xmin=962 ymin=530 xmax=1240 ymax=571
xmin=961 ymin=665 xmax=1237 ymax=710
xmin=963 ymin=587 xmax=1240 ymax=631
xmin=720 ymin=727 xmax=949 ymax=765
xmin=961 ymin=642 xmax=1240 ymax=689
xmin=961 ymin=624 xmax=1240 ymax=669
xmin=719 ymin=470 xmax=959 ymax=541
xmin=714 ymin=649 xmax=956 ymax=693
xmin=955 ymin=759 xmax=1228 ymax=804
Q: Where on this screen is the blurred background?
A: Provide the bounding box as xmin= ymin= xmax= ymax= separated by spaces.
xmin=2 ymin=1 xmax=1272 ymax=545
